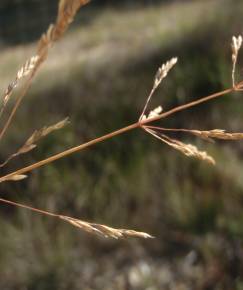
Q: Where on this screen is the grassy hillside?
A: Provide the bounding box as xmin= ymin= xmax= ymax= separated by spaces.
xmin=0 ymin=0 xmax=243 ymax=289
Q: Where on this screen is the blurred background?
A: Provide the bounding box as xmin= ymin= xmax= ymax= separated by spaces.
xmin=0 ymin=0 xmax=243 ymax=289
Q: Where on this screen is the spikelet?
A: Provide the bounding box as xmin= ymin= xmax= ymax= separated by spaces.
xmin=144 ymin=127 xmax=215 ymax=165
xmin=0 ymin=197 xmax=153 ymax=240
xmin=0 ymin=56 xmax=39 ymax=116
xmin=25 ymin=117 xmax=69 ymax=146
xmin=172 ymin=128 xmax=243 ymax=141
xmin=55 ymin=0 xmax=90 ymax=40
xmin=168 ymin=141 xmax=215 ymax=165
xmin=141 ymin=106 xmax=163 ymax=121
xmin=38 ymin=0 xmax=90 ymax=57
xmin=232 ymin=36 xmax=242 ymax=62
xmin=0 ymin=174 xmax=27 ymax=183
xmin=189 ymin=129 xmax=243 ymax=141
xmin=153 ymin=57 xmax=178 ymax=90
xmin=162 ymin=137 xmax=215 ymax=165
xmin=0 ymin=118 xmax=69 ymax=168
xmin=60 ymin=216 xmax=154 ymax=239
xmin=139 ymin=57 xmax=177 ymax=121
xmin=231 ymin=35 xmax=242 ymax=88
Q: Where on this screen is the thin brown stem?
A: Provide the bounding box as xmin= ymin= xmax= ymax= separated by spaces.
xmin=139 ymin=87 xmax=155 ymax=121
xmin=141 ymin=88 xmax=234 ymax=125
xmin=0 ymin=122 xmax=139 ymax=182
xmin=0 ymin=86 xmax=236 ymax=184
xmin=0 ymin=197 xmax=58 ymax=217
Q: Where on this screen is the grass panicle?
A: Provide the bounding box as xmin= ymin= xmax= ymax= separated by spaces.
xmin=0 ymin=118 xmax=69 ymax=168
xmin=139 ymin=57 xmax=177 ymax=121
xmin=0 ymin=55 xmax=39 ymax=118
xmin=0 ymin=1 xmax=243 ymax=239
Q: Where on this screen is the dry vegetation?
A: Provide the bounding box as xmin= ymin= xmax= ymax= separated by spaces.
xmin=0 ymin=0 xmax=243 ymax=243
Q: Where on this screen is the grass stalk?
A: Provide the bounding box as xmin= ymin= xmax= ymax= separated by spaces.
xmin=0 ymin=86 xmax=236 ymax=183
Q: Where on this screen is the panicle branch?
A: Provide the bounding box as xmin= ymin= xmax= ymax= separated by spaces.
xmin=0 ymin=197 xmax=153 ymax=240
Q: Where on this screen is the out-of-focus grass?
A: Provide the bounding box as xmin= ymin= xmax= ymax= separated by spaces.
xmin=0 ymin=0 xmax=243 ymax=289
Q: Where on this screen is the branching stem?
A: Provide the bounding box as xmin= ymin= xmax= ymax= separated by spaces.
xmin=0 ymin=86 xmax=238 ymax=184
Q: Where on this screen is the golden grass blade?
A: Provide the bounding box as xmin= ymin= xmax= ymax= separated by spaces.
xmin=139 ymin=57 xmax=177 ymax=121
xmin=144 ymin=127 xmax=215 ymax=165
xmin=0 ymin=118 xmax=69 ymax=168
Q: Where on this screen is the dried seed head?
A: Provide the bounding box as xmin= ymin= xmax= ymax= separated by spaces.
xmin=144 ymin=127 xmax=215 ymax=165
xmin=232 ymin=35 xmax=242 ymax=62
xmin=60 ymin=216 xmax=154 ymax=239
xmin=16 ymin=56 xmax=39 ymax=80
xmin=142 ymin=106 xmax=163 ymax=121
xmin=148 ymin=106 xmax=163 ymax=118
xmin=179 ymin=128 xmax=243 ymax=141
xmin=0 ymin=55 xmax=39 ymax=115
xmin=139 ymin=57 xmax=177 ymax=121
xmin=163 ymin=137 xmax=215 ymax=165
xmin=174 ymin=142 xmax=215 ymax=165
xmin=154 ymin=57 xmax=178 ymax=90
xmin=25 ymin=117 xmax=69 ymax=147
xmin=0 ymin=174 xmax=28 ymax=183
xmin=231 ymin=35 xmax=242 ymax=87
xmin=0 ymin=118 xmax=69 ymax=168
xmin=38 ymin=0 xmax=90 ymax=56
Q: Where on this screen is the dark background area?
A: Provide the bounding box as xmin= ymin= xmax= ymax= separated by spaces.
xmin=0 ymin=0 xmax=243 ymax=289
xmin=0 ymin=0 xmax=180 ymax=44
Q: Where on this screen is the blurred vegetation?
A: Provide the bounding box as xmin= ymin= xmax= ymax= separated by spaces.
xmin=0 ymin=0 xmax=243 ymax=289
xmin=0 ymin=0 xmax=170 ymax=45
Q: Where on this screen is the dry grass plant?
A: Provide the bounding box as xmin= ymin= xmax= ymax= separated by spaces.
xmin=0 ymin=0 xmax=243 ymax=239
